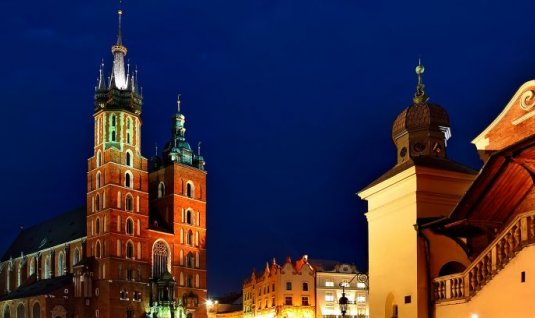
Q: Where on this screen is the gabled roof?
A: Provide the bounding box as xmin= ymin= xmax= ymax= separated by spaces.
xmin=1 ymin=207 xmax=86 ymax=261
xmin=0 ymin=274 xmax=72 ymax=301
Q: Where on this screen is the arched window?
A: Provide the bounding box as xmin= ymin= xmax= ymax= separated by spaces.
xmin=126 ymin=218 xmax=134 ymax=236
xmin=126 ymin=118 xmax=132 ymax=144
xmin=29 ymin=257 xmax=35 ymax=276
xmin=125 ymin=172 xmax=132 ymax=188
xmin=111 ymin=115 xmax=116 ymax=127
xmin=3 ymin=305 xmax=10 ymax=318
xmin=32 ymin=303 xmax=40 ymax=318
xmin=95 ymin=218 xmax=100 ymax=235
xmin=73 ymin=248 xmax=81 ymax=266
xmin=58 ymin=252 xmax=64 ymax=276
xmin=186 ymin=253 xmax=194 ymax=268
xmin=16 ymin=305 xmax=23 ymax=318
xmin=186 ymin=210 xmax=192 ymax=225
xmin=126 ymin=151 xmax=132 ymax=167
xmin=111 ymin=130 xmax=116 ymax=142
xmin=158 ymin=182 xmax=165 ymax=198
xmin=95 ymin=194 xmax=100 ymax=212
xmin=44 ymin=255 xmax=51 ymax=279
xmin=96 ymin=171 xmax=101 ymax=189
xmin=152 ymin=240 xmax=170 ymax=279
xmin=95 ymin=241 xmax=102 ymax=258
xmin=16 ymin=263 xmax=21 ymax=287
xmin=126 ymin=241 xmax=134 ymax=259
xmin=96 ymin=151 xmax=102 ymax=167
xmin=125 ymin=195 xmax=133 ymax=212
xmin=187 ymin=275 xmax=193 ymax=288
xmin=187 ymin=230 xmax=193 ymax=245
xmin=195 ymin=231 xmax=199 ymax=247
xmin=186 ymin=182 xmax=194 ymax=198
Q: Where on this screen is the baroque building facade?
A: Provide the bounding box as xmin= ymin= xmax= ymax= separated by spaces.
xmin=359 ymin=62 xmax=535 ymax=318
xmin=0 ymin=7 xmax=207 ymax=318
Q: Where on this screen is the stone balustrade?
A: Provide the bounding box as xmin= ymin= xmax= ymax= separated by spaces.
xmin=433 ymin=210 xmax=535 ymax=303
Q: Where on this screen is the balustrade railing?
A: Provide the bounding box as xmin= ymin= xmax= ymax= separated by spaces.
xmin=433 ymin=211 xmax=535 ymax=303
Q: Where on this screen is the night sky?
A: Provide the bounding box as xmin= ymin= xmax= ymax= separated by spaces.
xmin=1 ymin=0 xmax=535 ymax=296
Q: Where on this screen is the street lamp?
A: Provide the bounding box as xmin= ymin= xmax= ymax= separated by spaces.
xmin=339 ymin=285 xmax=348 ymax=318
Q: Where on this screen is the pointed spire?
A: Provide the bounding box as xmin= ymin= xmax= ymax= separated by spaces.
xmin=155 ymin=143 xmax=158 ymax=156
xmin=197 ymin=141 xmax=202 ymax=156
xmin=117 ymin=1 xmax=123 ymax=46
xmin=413 ymin=58 xmax=428 ymax=104
xmin=98 ymin=59 xmax=106 ymax=90
xmin=177 ymin=94 xmax=182 ymax=113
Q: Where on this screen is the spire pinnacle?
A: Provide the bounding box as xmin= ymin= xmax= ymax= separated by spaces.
xmin=117 ymin=1 xmax=123 ymax=46
xmin=177 ymin=94 xmax=182 ymax=113
xmin=198 ymin=141 xmax=202 ymax=156
xmin=413 ymin=58 xmax=428 ymax=104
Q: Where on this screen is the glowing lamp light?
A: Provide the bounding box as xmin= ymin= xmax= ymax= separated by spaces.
xmin=471 ymin=314 xmax=479 ymax=318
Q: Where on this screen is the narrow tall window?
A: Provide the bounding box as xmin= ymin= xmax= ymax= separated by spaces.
xmin=58 ymin=252 xmax=65 ymax=276
xmin=126 ymin=218 xmax=134 ymax=236
xmin=95 ymin=194 xmax=100 ymax=212
xmin=125 ymin=172 xmax=132 ymax=188
xmin=111 ymin=130 xmax=116 ymax=142
xmin=96 ymin=241 xmax=102 ymax=258
xmin=186 ymin=182 xmax=194 ymax=198
xmin=186 ymin=210 xmax=192 ymax=225
xmin=95 ymin=218 xmax=100 ymax=235
xmin=96 ymin=171 xmax=101 ymax=189
xmin=152 ymin=241 xmax=170 ymax=279
xmin=303 ymin=282 xmax=308 ymax=291
xmin=74 ymin=248 xmax=81 ymax=266
xmin=96 ymin=151 xmax=102 ymax=167
xmin=112 ymin=115 xmax=116 ymax=127
xmin=158 ymin=182 xmax=165 ymax=198
xmin=126 ymin=151 xmax=132 ymax=167
xmin=125 ymin=195 xmax=133 ymax=211
xmin=286 ymin=282 xmax=292 ymax=290
xmin=187 ymin=230 xmax=193 ymax=245
xmin=126 ymin=242 xmax=134 ymax=259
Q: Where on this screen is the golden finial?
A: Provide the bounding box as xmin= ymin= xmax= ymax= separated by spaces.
xmin=413 ymin=58 xmax=428 ymax=104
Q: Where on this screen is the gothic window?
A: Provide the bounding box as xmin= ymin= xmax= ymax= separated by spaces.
xmin=126 ymin=151 xmax=133 ymax=167
xmin=16 ymin=263 xmax=21 ymax=288
xmin=111 ymin=115 xmax=116 ymax=127
xmin=96 ymin=171 xmax=101 ymax=189
xmin=73 ymin=248 xmax=81 ymax=266
xmin=16 ymin=305 xmax=23 ymax=318
xmin=126 ymin=218 xmax=134 ymax=236
xmin=195 ymin=274 xmax=199 ymax=288
xmin=126 ymin=241 xmax=134 ymax=259
xmin=125 ymin=172 xmax=132 ymax=188
xmin=95 ymin=194 xmax=101 ymax=212
xmin=186 ymin=182 xmax=194 ymax=198
xmin=186 ymin=253 xmax=194 ymax=268
xmin=186 ymin=210 xmax=192 ymax=225
xmin=152 ymin=240 xmax=170 ymax=279
xmin=58 ymin=252 xmax=64 ymax=276
xmin=95 ymin=218 xmax=100 ymax=235
xmin=3 ymin=306 xmax=9 ymax=318
xmin=125 ymin=195 xmax=133 ymax=212
xmin=111 ymin=130 xmax=116 ymax=142
xmin=187 ymin=230 xmax=193 ymax=245
xmin=29 ymin=257 xmax=35 ymax=276
xmin=96 ymin=151 xmax=102 ymax=167
xmin=44 ymin=255 xmax=51 ymax=279
xmin=195 ymin=231 xmax=199 ymax=247
xmin=96 ymin=241 xmax=102 ymax=259
xmin=187 ymin=275 xmax=193 ymax=288
xmin=32 ymin=303 xmax=40 ymax=318
xmin=158 ymin=182 xmax=165 ymax=198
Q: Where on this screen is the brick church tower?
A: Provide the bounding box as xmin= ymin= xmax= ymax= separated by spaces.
xmin=80 ymin=6 xmax=207 ymax=318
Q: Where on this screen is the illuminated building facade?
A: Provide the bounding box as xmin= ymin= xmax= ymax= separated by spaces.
xmin=0 ymin=6 xmax=207 ymax=318
xmin=311 ymin=262 xmax=368 ymax=318
xmin=359 ymin=62 xmax=535 ymax=318
xmin=243 ymin=256 xmax=315 ymax=318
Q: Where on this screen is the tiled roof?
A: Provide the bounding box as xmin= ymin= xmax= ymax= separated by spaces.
xmin=1 ymin=207 xmax=86 ymax=261
xmin=0 ymin=274 xmax=72 ymax=301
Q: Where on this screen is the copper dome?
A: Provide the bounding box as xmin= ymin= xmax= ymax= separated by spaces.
xmin=392 ymin=102 xmax=450 ymax=141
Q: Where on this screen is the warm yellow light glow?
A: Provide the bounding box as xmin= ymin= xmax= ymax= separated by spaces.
xmin=471 ymin=314 xmax=479 ymax=318
xmin=206 ymin=299 xmax=214 ymax=307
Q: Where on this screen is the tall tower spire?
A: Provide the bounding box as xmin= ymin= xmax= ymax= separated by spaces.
xmin=111 ymin=4 xmax=128 ymax=90
xmin=413 ymin=58 xmax=428 ymax=104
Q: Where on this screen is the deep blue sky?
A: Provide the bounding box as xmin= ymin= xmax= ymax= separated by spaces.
xmin=1 ymin=0 xmax=535 ymax=296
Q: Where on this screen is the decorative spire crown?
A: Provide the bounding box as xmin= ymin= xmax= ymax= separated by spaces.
xmin=413 ymin=58 xmax=428 ymax=104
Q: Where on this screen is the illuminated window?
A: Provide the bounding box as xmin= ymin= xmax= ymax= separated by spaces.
xmin=286 ymin=282 xmax=292 ymax=290
xmin=325 ymin=281 xmax=334 ymax=287
xmin=285 ymin=297 xmax=292 ymax=305
xmin=357 ymin=295 xmax=366 ymax=303
xmin=58 ymin=252 xmax=65 ymax=276
xmin=357 ymin=282 xmax=366 ymax=289
xmin=96 ymin=151 xmax=102 ymax=167
xmin=341 ymin=280 xmax=350 ymax=287
xmin=158 ymin=182 xmax=165 ymax=198
xmin=325 ymin=293 xmax=334 ymax=302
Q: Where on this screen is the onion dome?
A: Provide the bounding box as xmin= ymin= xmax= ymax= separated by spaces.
xmin=392 ymin=61 xmax=452 ymax=164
